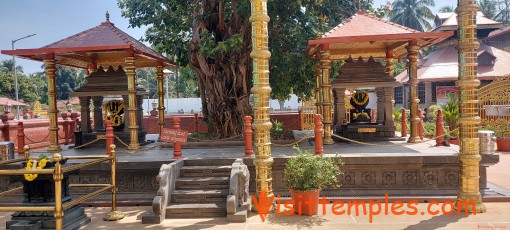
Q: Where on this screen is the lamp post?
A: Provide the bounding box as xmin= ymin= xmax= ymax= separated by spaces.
xmin=12 ymin=33 xmax=36 ymax=120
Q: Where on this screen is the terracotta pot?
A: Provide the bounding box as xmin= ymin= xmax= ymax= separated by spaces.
xmin=290 ymin=189 xmax=320 ymax=216
xmin=448 ymin=139 xmax=460 ymax=145
xmin=496 ymin=138 xmax=510 ymax=152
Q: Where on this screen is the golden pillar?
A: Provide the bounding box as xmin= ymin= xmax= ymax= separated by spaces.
xmin=156 ymin=62 xmax=166 ymax=139
xmin=385 ymin=51 xmax=395 ymax=78
xmin=250 ymin=0 xmax=274 ymax=205
xmin=456 ymin=0 xmax=486 ymax=213
xmin=315 ymin=62 xmax=322 ymax=115
xmin=125 ymin=51 xmax=140 ymax=150
xmin=407 ymin=40 xmax=422 ymax=143
xmin=320 ymin=47 xmax=334 ymax=145
xmin=44 ymin=54 xmax=61 ymax=151
xmin=52 ymin=153 xmax=64 ymax=230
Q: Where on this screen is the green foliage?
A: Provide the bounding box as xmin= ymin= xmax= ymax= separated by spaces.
xmin=423 ymin=121 xmax=436 ymax=137
xmin=119 ymin=0 xmax=374 ymax=137
xmin=441 ymin=93 xmax=459 ymax=134
xmin=483 ymin=123 xmax=510 ymax=138
xmin=427 ymin=104 xmax=441 ymax=122
xmin=0 ymin=60 xmax=44 ymax=104
xmin=271 ymin=119 xmax=284 ymax=132
xmin=56 ymin=67 xmax=85 ymax=100
xmin=390 ymin=0 xmax=435 ymax=32
xmin=283 ymin=146 xmax=343 ymax=191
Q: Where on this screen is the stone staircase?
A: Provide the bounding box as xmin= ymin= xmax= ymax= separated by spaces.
xmin=167 ymin=163 xmax=232 ymax=218
xmin=143 ymin=159 xmax=250 ymax=223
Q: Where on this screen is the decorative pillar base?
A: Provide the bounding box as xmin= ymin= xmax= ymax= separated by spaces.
xmin=324 ymin=136 xmax=335 ymax=145
xmin=128 ymin=143 xmax=141 ymax=150
xmin=407 ymin=136 xmax=423 ymax=143
xmin=455 ymin=197 xmax=487 ymax=213
xmin=104 ymin=210 xmax=125 ymax=221
xmin=47 ymin=145 xmax=62 ymax=152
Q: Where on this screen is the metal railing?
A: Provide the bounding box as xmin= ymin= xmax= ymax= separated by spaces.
xmin=0 ymin=144 xmax=124 ymax=230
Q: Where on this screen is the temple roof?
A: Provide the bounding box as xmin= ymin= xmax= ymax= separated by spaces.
xmin=307 ymin=11 xmax=453 ymax=60
xmin=486 ymin=26 xmax=510 ymax=40
xmin=396 ymin=43 xmax=510 ymax=83
xmin=1 ymin=15 xmax=174 ymax=69
xmin=433 ymin=12 xmax=502 ymax=31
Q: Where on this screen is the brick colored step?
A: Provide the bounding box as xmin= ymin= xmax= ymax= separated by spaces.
xmin=180 ymin=166 xmax=232 ymax=177
xmin=176 ymin=176 xmax=230 ymax=190
xmin=165 ymin=203 xmax=227 ymax=218
xmin=171 ymin=189 xmax=229 ymax=203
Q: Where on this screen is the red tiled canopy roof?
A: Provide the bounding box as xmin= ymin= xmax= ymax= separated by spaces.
xmin=2 ymin=18 xmax=174 ymax=69
xmin=307 ymin=11 xmax=453 ymax=60
xmin=322 ymin=11 xmax=419 ymax=38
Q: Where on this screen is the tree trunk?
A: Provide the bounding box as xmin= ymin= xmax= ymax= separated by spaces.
xmin=189 ymin=0 xmax=252 ymax=138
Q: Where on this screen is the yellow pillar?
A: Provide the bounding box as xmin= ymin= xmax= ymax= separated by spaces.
xmin=315 ymin=62 xmax=322 ymax=115
xmin=385 ymin=51 xmax=395 ymax=78
xmin=407 ymin=40 xmax=422 ymax=143
xmin=156 ymin=62 xmax=166 ymax=139
xmin=250 ymin=0 xmax=274 ymax=206
xmin=44 ymin=54 xmax=61 ymax=151
xmin=320 ymin=47 xmax=334 ymax=145
xmin=125 ymin=51 xmax=140 ymax=150
xmin=456 ymin=0 xmax=486 ymax=213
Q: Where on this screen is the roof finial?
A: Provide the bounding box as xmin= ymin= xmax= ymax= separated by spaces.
xmin=354 ymin=0 xmax=361 ymax=11
xmin=106 ymin=11 xmax=110 ymax=22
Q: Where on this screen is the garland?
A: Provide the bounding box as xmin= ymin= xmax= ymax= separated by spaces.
xmin=352 ymin=92 xmax=369 ymax=106
xmin=24 ymin=158 xmax=48 ymax=181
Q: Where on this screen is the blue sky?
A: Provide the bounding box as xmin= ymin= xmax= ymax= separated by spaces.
xmin=1 ymin=0 xmax=457 ymax=74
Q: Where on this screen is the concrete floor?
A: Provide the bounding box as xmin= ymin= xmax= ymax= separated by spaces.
xmin=1 ymin=203 xmax=508 ymax=230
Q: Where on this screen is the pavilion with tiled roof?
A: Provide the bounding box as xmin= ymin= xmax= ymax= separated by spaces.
xmin=393 ymin=11 xmax=506 ymax=110
xmin=1 ymin=13 xmax=174 ymax=151
xmin=307 ymin=11 xmax=452 ymax=144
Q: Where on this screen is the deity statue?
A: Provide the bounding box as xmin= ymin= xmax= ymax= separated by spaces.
xmin=349 ymin=91 xmax=371 ymax=123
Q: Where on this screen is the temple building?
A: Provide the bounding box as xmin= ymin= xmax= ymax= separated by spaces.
xmin=307 ymin=11 xmax=451 ymax=142
xmin=395 ymin=12 xmax=506 ymax=108
xmin=1 ymin=13 xmax=174 ymax=150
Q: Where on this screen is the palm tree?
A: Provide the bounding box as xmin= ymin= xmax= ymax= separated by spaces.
xmin=390 ymin=0 xmax=436 ymax=32
xmin=439 ymin=5 xmax=454 ymax=13
xmin=479 ymin=0 xmax=497 ymax=19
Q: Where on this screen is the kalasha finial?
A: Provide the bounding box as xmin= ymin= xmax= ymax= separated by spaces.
xmin=106 ymin=11 xmax=110 ymax=22
xmin=354 ymin=0 xmax=361 ymax=11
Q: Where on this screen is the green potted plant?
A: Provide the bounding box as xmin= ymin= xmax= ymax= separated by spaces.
xmin=442 ymin=93 xmax=459 ymax=145
xmin=283 ymin=146 xmax=342 ymax=215
xmin=493 ymin=124 xmax=510 ymax=152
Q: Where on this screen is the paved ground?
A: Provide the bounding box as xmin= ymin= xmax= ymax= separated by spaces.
xmin=3 ymin=135 xmax=509 ymax=229
xmin=2 ymin=203 xmax=509 ymax=230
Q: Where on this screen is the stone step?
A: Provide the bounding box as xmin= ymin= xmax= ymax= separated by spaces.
xmin=180 ymin=165 xmax=232 ymax=177
xmin=171 ymin=189 xmax=229 ymax=203
xmin=166 ymin=203 xmax=227 ymax=218
xmin=184 ymin=159 xmax=236 ymax=166
xmin=176 ymin=176 xmax=230 ymax=190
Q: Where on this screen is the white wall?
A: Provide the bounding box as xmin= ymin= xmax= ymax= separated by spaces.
xmin=142 ymin=94 xmax=302 ymax=114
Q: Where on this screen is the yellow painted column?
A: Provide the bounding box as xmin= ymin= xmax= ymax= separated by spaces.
xmin=250 ymin=0 xmax=274 ymax=206
xmin=156 ymin=62 xmax=166 ymax=139
xmin=315 ymin=62 xmax=322 ymax=115
xmin=125 ymin=51 xmax=140 ymax=150
xmin=44 ymin=54 xmax=61 ymax=151
xmin=407 ymin=40 xmax=422 ymax=143
xmin=385 ymin=51 xmax=395 ymax=78
xmin=320 ymin=47 xmax=334 ymax=145
xmin=456 ymin=0 xmax=486 ymax=213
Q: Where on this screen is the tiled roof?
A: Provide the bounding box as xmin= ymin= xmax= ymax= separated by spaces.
xmin=322 ymin=11 xmax=419 ymax=39
xmin=41 ymin=20 xmax=167 ymax=61
xmin=396 ymin=43 xmax=510 ymax=83
xmin=487 ymin=26 xmax=510 ymax=40
xmin=434 ymin=11 xmax=502 ymax=31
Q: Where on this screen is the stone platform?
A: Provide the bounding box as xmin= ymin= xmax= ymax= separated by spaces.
xmin=335 ymin=123 xmax=405 ymax=141
xmin=0 ymin=135 xmax=506 ymax=208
